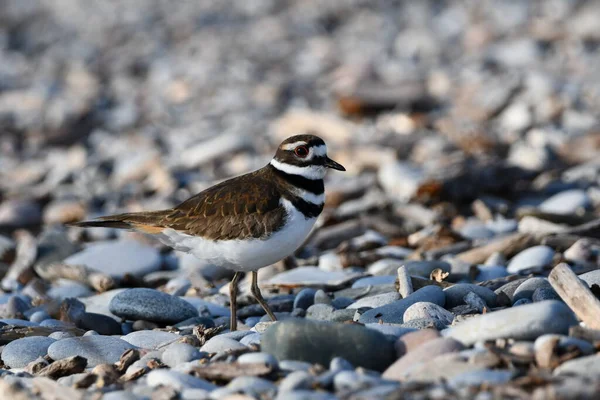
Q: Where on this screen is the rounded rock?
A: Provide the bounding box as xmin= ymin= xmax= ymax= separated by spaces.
xmin=443 ymin=284 xmax=497 ymax=308
xmin=238 ymin=352 xmax=278 ymax=369
xmin=121 ymin=330 xmax=180 ymax=350
xmin=507 ymin=246 xmax=555 ymax=274
xmin=403 ymin=302 xmax=454 ymax=325
xmin=47 ymin=335 xmax=136 ymax=367
xmin=161 ymin=343 xmax=204 ymax=367
xmin=1 ymin=336 xmax=56 ymax=368
xmin=293 ymin=288 xmax=317 ymax=310
xmin=109 ymin=288 xmax=198 ymax=325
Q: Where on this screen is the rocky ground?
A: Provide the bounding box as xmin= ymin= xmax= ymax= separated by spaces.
xmin=1 ymin=0 xmax=600 ymax=399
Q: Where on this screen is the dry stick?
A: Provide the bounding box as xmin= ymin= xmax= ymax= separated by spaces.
xmin=34 ymin=262 xmax=115 ymax=292
xmin=4 ymin=230 xmax=37 ymax=286
xmin=456 ymin=233 xmax=536 ymax=264
xmin=548 ymin=263 xmax=600 ymax=330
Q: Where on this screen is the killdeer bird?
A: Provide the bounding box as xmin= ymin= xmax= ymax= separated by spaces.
xmin=71 ymin=134 xmax=345 ymax=330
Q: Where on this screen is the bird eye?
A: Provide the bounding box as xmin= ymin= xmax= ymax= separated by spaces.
xmin=294 ymin=145 xmax=309 ymax=158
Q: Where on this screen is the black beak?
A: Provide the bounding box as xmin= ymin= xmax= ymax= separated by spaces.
xmin=324 ymin=156 xmax=346 ymax=171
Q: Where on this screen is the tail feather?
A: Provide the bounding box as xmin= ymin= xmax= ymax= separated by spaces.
xmin=68 ymin=210 xmax=172 ymax=233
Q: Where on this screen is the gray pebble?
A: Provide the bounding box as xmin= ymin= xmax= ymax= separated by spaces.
xmin=275 ymin=390 xmax=337 ymax=400
xmin=554 ymin=354 xmax=600 ymax=378
xmin=443 ymin=300 xmax=578 ymax=345
xmin=401 ymin=318 xmax=447 ymax=330
xmin=1 ymin=319 xmax=38 ymax=327
xmin=161 ymin=343 xmax=204 ymax=367
xmin=78 ymin=312 xmax=122 ymax=335
xmin=238 ymin=352 xmax=278 ymax=369
xmin=200 ymin=336 xmax=246 ymax=353
xmin=513 ymin=298 xmax=532 ymax=306
xmin=330 ymin=309 xmax=356 ymax=323
xmin=1 ymin=336 xmax=56 ymax=368
xmin=512 ymin=277 xmax=553 ymax=303
xmin=347 ymin=292 xmax=400 ymax=309
xmin=403 ymin=302 xmax=454 ymax=325
xmin=29 ymin=311 xmax=51 ymax=324
xmin=109 ymin=288 xmax=199 ymax=324
xmin=443 ymin=284 xmax=497 ymax=308
xmin=331 ymin=297 xmax=354 ymax=309
xmin=474 ymin=265 xmax=508 ymax=282
xmin=539 ymin=189 xmax=590 ymax=215
xmin=351 ymin=276 xmax=396 ymax=288
xmin=146 ymin=369 xmax=216 ymax=391
xmin=40 ymin=319 xmax=75 ymax=329
xmin=333 ymin=370 xmax=382 ymax=392
xmin=532 ymin=287 xmax=561 ymax=302
xmin=306 ymin=304 xmax=335 ymax=321
xmin=226 ymin=376 xmax=277 ymax=397
xmin=293 ymin=288 xmax=317 ymax=310
xmin=358 ymin=285 xmax=446 ymax=324
xmin=48 ymin=335 xmax=136 ymax=367
xmin=173 ymin=316 xmax=216 ymax=329
xmin=330 ymin=357 xmax=353 ymax=372
xmin=261 ymin=319 xmax=396 ymax=372
xmin=313 ymin=289 xmax=331 ymax=305
xmin=48 ymin=331 xmax=75 ymax=340
xmin=279 ymin=360 xmax=314 ymax=372
xmin=449 ymin=369 xmax=514 ymax=388
xmin=402 ymin=261 xmax=451 ymax=278
xmin=507 ymin=246 xmax=555 ymax=274
xmin=279 ymin=370 xmax=314 ymax=392
xmin=240 ymin=333 xmax=261 ymax=346
xmin=121 ymin=330 xmax=179 ymax=349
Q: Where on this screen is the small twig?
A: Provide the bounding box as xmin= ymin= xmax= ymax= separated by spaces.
xmin=34 ymin=262 xmax=115 ymax=292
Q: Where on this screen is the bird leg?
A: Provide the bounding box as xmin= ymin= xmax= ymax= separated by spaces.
xmin=251 ymin=270 xmax=277 ymax=322
xmin=229 ymin=272 xmax=242 ymax=331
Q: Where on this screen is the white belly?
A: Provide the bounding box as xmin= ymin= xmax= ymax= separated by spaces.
xmin=157 ymin=199 xmax=317 ymax=271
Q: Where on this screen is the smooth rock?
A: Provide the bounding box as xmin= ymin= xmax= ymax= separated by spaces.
xmin=554 ymin=354 xmax=600 ymax=378
xmin=146 ymin=369 xmax=216 ymax=391
xmin=262 ymin=319 xmax=396 ymax=372
xmin=306 ymin=304 xmax=335 ymax=321
xmin=532 ymin=287 xmax=562 ymax=302
xmin=1 ymin=336 xmax=56 ymax=368
xmin=394 ymin=329 xmax=441 ymax=358
xmin=579 ymin=270 xmax=600 ymax=288
xmin=401 ymin=318 xmax=447 ymax=330
xmin=121 ymin=330 xmax=180 ymax=349
xmin=279 ymin=370 xmax=314 ymax=392
xmin=512 ymin=277 xmax=553 ymax=302
xmin=443 ymin=301 xmax=578 ymax=345
xmin=47 ymin=335 xmax=136 ymax=367
xmin=331 ymin=297 xmax=354 ymax=309
xmin=0 ymin=318 xmax=38 ymax=327
xmin=226 ymin=376 xmax=277 ymax=397
xmin=109 ymin=288 xmax=198 ymax=324
xmin=47 ymin=280 xmax=92 ymax=300
xmin=382 ymin=338 xmax=465 ymax=381
xmin=293 ymin=288 xmax=317 ymax=310
xmin=78 ymin=312 xmax=122 ymax=335
xmin=182 ymin=297 xmax=230 ymax=317
xmin=507 ymin=246 xmax=555 ymax=274
xmin=449 ymin=369 xmax=514 ymax=387
xmin=402 ymin=261 xmax=451 ymax=278
xmin=29 ymin=311 xmax=51 ymax=324
xmin=238 ymin=352 xmax=278 ymax=369
xmin=63 ymin=240 xmax=162 ymax=278
xmin=162 ymin=343 xmax=204 ymax=367
xmin=474 ymin=265 xmax=509 ymax=282
xmin=443 ymin=284 xmax=497 ymax=308
xmin=240 ymin=333 xmax=261 ymax=346
xmin=173 ymin=316 xmax=216 ymax=329
xmin=358 ymin=286 xmax=446 ymax=324
xmin=403 ymin=302 xmax=454 ymax=325
xmin=333 ymin=370 xmax=383 ymax=392
xmin=364 ymin=324 xmax=416 ymax=339
xmin=275 ymin=391 xmax=337 ymax=400
xmin=200 ymin=336 xmax=246 ymax=353
xmin=347 ymin=292 xmax=400 ymax=309
xmin=539 ymin=189 xmax=590 ymax=215
xmin=351 ymin=276 xmax=396 ymax=288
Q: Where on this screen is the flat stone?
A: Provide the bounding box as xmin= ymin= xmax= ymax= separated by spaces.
xmin=401 ymin=261 xmax=451 ymax=278
xmin=268 ymin=267 xmax=362 ymax=288
xmin=474 ymin=265 xmax=509 ymax=282
xmin=276 ymin=391 xmax=337 ymax=400
xmin=47 ymin=335 xmax=136 ymax=367
xmin=306 ymin=304 xmax=335 ymax=321
xmin=226 ymin=376 xmax=277 ymax=397
xmin=240 ymin=333 xmax=261 ymax=346
xmin=238 ymin=352 xmax=278 ymax=369
xmin=79 ymin=289 xmax=126 ymax=320
xmin=200 ymin=336 xmax=247 ymax=353
xmin=161 ymin=343 xmax=204 ymax=367
xmin=382 ymin=338 xmax=465 ymax=381
xmin=261 ymin=319 xmax=396 ymax=372
xmin=0 ymin=318 xmax=38 ymax=327
xmin=173 ymin=316 xmax=215 ymax=329
xmin=358 ymin=285 xmax=446 ymax=324
xmin=146 ymin=369 xmax=216 ymax=391
xmin=279 ymin=370 xmax=314 ymax=392
xmin=579 ymin=270 xmax=600 ymax=288
xmin=443 ymin=284 xmax=497 ymax=308
xmin=449 ymin=369 xmax=514 ymax=387
xmin=109 ymin=288 xmax=198 ymax=324
xmin=364 ymin=324 xmax=416 ymax=339
xmin=63 ymin=240 xmax=162 ymax=279
xmin=47 ymin=280 xmax=92 ymax=300
xmin=333 ymin=370 xmax=384 ymax=392
xmin=539 ymin=189 xmax=590 ymax=215
xmin=121 ymin=330 xmax=180 ymax=349
xmin=443 ymin=301 xmax=578 ymax=345
xmin=347 ymin=292 xmax=400 ymax=309
xmin=394 ymin=329 xmax=441 ymax=358
xmin=401 ymin=318 xmax=447 ymax=330
xmin=1 ymin=336 xmax=56 ymax=368
xmin=351 ymin=276 xmax=396 ymax=288
xmin=507 ymin=246 xmax=555 ymax=274
xmin=403 ymin=302 xmax=454 ymax=325
xmin=181 ymin=297 xmax=230 ymax=317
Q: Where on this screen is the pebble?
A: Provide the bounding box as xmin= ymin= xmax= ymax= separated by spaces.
xmin=47 ymin=335 xmax=136 ymax=367
xmin=347 ymin=292 xmax=400 ymax=309
xmin=109 ymin=288 xmax=199 ymax=324
xmin=226 ymin=376 xmax=277 ymax=397
xmin=474 ymin=265 xmax=509 ymax=282
xmin=238 ymin=352 xmax=278 ymax=369
xmin=443 ymin=284 xmax=497 ymax=308
xmin=1 ymin=336 xmax=55 ymax=368
xmin=63 ymin=240 xmax=162 ymax=278
xmin=121 ymin=330 xmax=180 ymax=349
xmin=28 ymin=311 xmax=51 ymax=324
xmin=331 ymin=297 xmax=354 ymax=309
xmin=293 ymin=288 xmax=317 ymax=310
xmin=146 ymin=369 xmax=216 ymax=391
xmin=578 ymin=270 xmax=600 ymax=288
xmin=313 ymin=289 xmax=332 ymax=305
xmin=200 ymin=336 xmax=247 ymax=353
xmin=402 ymin=261 xmax=451 ymax=278
xmin=173 ymin=316 xmax=216 ymax=329
xmin=443 ymin=301 xmax=578 ymax=345
xmin=394 ymin=329 xmax=441 ymax=357
xmin=279 ymin=370 xmax=314 ymax=392
xmin=46 ymin=280 xmax=92 ymax=300
xmin=506 ymin=245 xmax=555 ymax=274
xmin=330 ymin=357 xmax=353 ymax=372
xmin=333 ymin=370 xmax=383 ymax=392
xmin=77 ymin=312 xmax=122 ymax=335
xmin=449 ymin=369 xmax=514 ymax=387
xmin=279 ymin=360 xmax=314 ymax=373
xmin=305 ymin=304 xmax=336 ymax=321
xmin=0 ymin=318 xmax=38 ymax=327
xmin=276 ymin=391 xmax=337 ymax=400
xmin=351 ymin=276 xmax=396 ymax=288
xmin=182 ymin=297 xmax=230 ymax=317
xmin=261 ymin=319 xmax=396 ymax=372
xmin=401 ymin=318 xmax=448 ymax=330
xmin=240 ymin=333 xmax=261 ymax=346
xmin=382 ymin=338 xmax=464 ymax=381
xmin=403 ymin=302 xmax=454 ymax=325
xmin=358 ymin=285 xmax=446 ymax=324
xmin=161 ymin=343 xmax=205 ymax=367
xmin=539 ymin=189 xmax=590 ymax=215
xmin=512 ymin=277 xmax=554 ymax=303
xmin=554 ymin=354 xmax=600 ymax=378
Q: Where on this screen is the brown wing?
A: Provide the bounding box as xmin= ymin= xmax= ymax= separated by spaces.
xmin=71 ymin=170 xmax=287 ymax=240
xmin=158 ymin=170 xmax=286 ymax=240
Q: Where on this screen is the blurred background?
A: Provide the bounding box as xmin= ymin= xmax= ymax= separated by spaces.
xmin=0 ymin=0 xmax=599 ymax=239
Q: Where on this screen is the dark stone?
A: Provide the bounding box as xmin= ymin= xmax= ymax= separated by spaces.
xmin=109 ymin=288 xmax=198 ymax=325
xmin=77 ymin=312 xmax=122 ymax=335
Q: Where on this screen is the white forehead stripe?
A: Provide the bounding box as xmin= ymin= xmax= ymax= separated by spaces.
xmin=270 ymin=159 xmax=326 ymax=180
xmin=281 ymin=141 xmax=308 ymax=151
xmin=311 ymin=144 xmax=327 ymax=157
